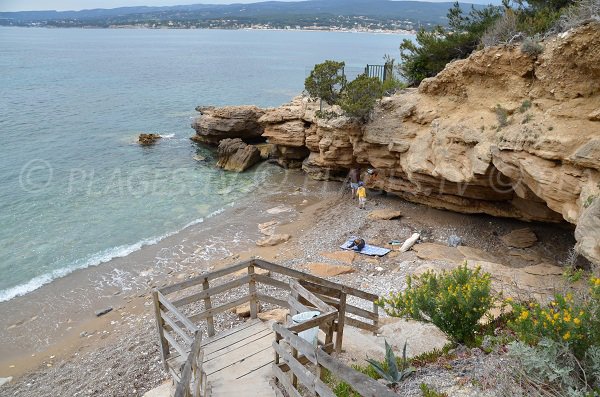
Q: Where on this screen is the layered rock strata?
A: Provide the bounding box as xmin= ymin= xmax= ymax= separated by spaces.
xmin=191 ymin=23 xmax=600 ymax=264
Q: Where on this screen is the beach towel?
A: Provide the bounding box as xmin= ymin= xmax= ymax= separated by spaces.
xmin=340 ymin=239 xmax=390 ymax=256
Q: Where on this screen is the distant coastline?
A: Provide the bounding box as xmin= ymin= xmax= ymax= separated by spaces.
xmin=0 ymin=25 xmax=417 ymax=35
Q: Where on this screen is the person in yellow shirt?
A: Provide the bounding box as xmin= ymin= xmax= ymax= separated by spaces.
xmin=356 ymin=182 xmax=367 ymax=209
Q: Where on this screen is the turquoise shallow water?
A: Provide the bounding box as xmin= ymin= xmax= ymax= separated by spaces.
xmin=0 ymin=27 xmax=412 ymax=301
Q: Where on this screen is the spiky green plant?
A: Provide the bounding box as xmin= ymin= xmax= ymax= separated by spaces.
xmin=366 ymin=341 xmax=415 ymax=387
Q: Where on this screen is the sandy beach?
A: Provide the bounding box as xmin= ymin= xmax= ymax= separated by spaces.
xmin=0 ymin=167 xmax=578 ymax=396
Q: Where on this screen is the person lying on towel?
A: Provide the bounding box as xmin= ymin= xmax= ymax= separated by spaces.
xmin=348 ymin=238 xmax=365 ymax=252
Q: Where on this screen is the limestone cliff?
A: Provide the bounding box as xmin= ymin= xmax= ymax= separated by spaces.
xmin=191 ymin=22 xmax=600 ymax=264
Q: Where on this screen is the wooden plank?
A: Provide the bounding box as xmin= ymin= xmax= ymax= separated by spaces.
xmin=272 ymin=341 xmax=315 ymax=394
xmin=204 ymin=341 xmax=272 ymax=375
xmin=315 ymin=379 xmax=336 ymax=397
xmin=272 ymin=363 xmax=302 ymax=397
xmin=256 ymin=293 xmax=288 ymax=309
xmin=202 ymin=320 xmax=267 ymax=355
xmin=204 ymin=328 xmax=272 ymax=361
xmin=248 ymin=266 xmax=258 ymax=319
xmin=317 ymin=349 xmax=397 ymax=397
xmin=189 ymin=294 xmax=252 ymax=323
xmin=201 ymin=318 xmax=262 ymax=347
xmin=174 ymin=330 xmax=203 ymax=397
xmin=316 ymin=293 xmax=378 ymax=321
xmin=157 ymin=291 xmax=199 ymax=333
xmin=171 ymin=275 xmax=251 ymax=307
xmin=160 ymin=309 xmax=193 ymax=346
xmin=345 ymin=316 xmax=379 ymax=333
xmin=278 ymin=343 xmax=334 ymax=373
xmin=202 ymin=279 xmax=215 ymax=337
xmin=159 ymin=261 xmax=251 ymax=295
xmin=255 ymin=274 xmax=290 ymax=291
xmin=287 ymin=311 xmax=337 ymax=334
xmin=298 ymin=279 xmax=342 ymax=299
xmin=372 ymin=302 xmax=380 ymax=335
xmin=164 ymin=330 xmax=190 ymax=359
xmin=272 ymin=323 xmax=316 ymax=364
xmin=289 ymin=280 xmax=333 ymax=314
xmin=152 ymin=290 xmax=170 ymax=372
xmin=335 ymin=292 xmax=347 ymax=354
xmin=254 ymin=259 xmax=378 ymax=301
xmin=287 ymin=294 xmax=312 ymax=316
xmin=206 ymin=345 xmax=273 ymax=380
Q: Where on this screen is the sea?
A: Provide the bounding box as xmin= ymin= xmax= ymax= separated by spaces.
xmin=0 ymin=27 xmax=413 ymax=302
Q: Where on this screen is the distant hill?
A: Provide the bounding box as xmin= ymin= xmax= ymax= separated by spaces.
xmin=0 ymin=0 xmax=493 ymax=29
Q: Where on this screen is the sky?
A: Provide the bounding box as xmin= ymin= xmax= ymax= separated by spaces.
xmin=0 ymin=0 xmax=484 ymax=12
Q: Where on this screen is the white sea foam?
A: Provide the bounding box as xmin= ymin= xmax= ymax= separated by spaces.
xmin=161 ymin=133 xmax=175 ymax=139
xmin=0 ymin=205 xmax=231 ymax=302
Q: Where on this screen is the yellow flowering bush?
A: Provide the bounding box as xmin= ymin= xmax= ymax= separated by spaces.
xmin=509 ymin=276 xmax=600 ymax=360
xmin=378 ymin=264 xmax=494 ymax=344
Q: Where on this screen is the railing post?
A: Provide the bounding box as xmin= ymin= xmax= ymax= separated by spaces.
xmin=372 ymin=301 xmax=379 ymax=335
xmin=152 ymin=289 xmax=170 ymax=371
xmin=202 ymin=278 xmax=215 ymax=337
xmin=274 ymin=331 xmax=281 ymax=365
xmin=335 ymin=292 xmax=347 ymax=354
xmin=291 ymin=346 xmax=298 ymax=388
xmin=248 ymin=264 xmax=258 ymax=319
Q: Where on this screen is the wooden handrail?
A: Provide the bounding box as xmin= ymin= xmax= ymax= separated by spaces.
xmin=174 ymin=330 xmax=206 ymax=397
xmin=154 ymin=259 xmax=382 ymax=396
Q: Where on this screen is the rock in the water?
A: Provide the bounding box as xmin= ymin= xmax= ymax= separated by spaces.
xmin=306 ymin=263 xmax=355 ymax=277
xmin=500 ymin=228 xmax=538 ymax=248
xmin=193 ymin=154 xmax=206 ymax=161
xmin=257 ymin=308 xmax=288 ymax=323
xmin=216 ymin=138 xmax=261 ymax=172
xmin=138 ymin=133 xmax=161 ymax=146
xmin=320 ymin=251 xmax=356 ymax=264
xmin=367 ymin=209 xmax=403 ymax=220
xmin=95 ymin=307 xmax=113 ymax=317
xmin=256 ymin=234 xmax=291 ymax=247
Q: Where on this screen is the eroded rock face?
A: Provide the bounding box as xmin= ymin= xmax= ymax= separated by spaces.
xmin=216 ymin=138 xmax=261 ymax=172
xmin=191 ymin=23 xmax=600 ymax=264
xmin=191 ymin=105 xmax=265 ymax=145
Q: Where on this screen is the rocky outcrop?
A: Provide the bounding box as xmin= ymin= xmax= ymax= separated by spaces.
xmin=191 ymin=106 xmax=265 ymax=145
xmin=138 ymin=133 xmax=161 ymax=145
xmin=216 ymin=138 xmax=261 ymax=172
xmin=191 ymin=23 xmax=600 ymax=264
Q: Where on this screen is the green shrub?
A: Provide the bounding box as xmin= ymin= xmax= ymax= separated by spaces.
xmin=304 ymin=60 xmax=346 ymax=106
xmin=521 ymin=38 xmax=544 ymax=57
xmin=508 ymin=338 xmax=600 ymax=395
xmin=378 ymin=264 xmax=495 ymax=344
xmin=495 ymin=105 xmax=509 ymax=128
xmin=519 ymin=100 xmax=532 ymax=112
xmin=381 ymin=76 xmax=406 ymax=96
xmin=420 ymin=383 xmax=449 ymax=397
xmin=338 ymin=73 xmax=383 ymax=119
xmin=508 ymin=277 xmax=600 ymax=360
